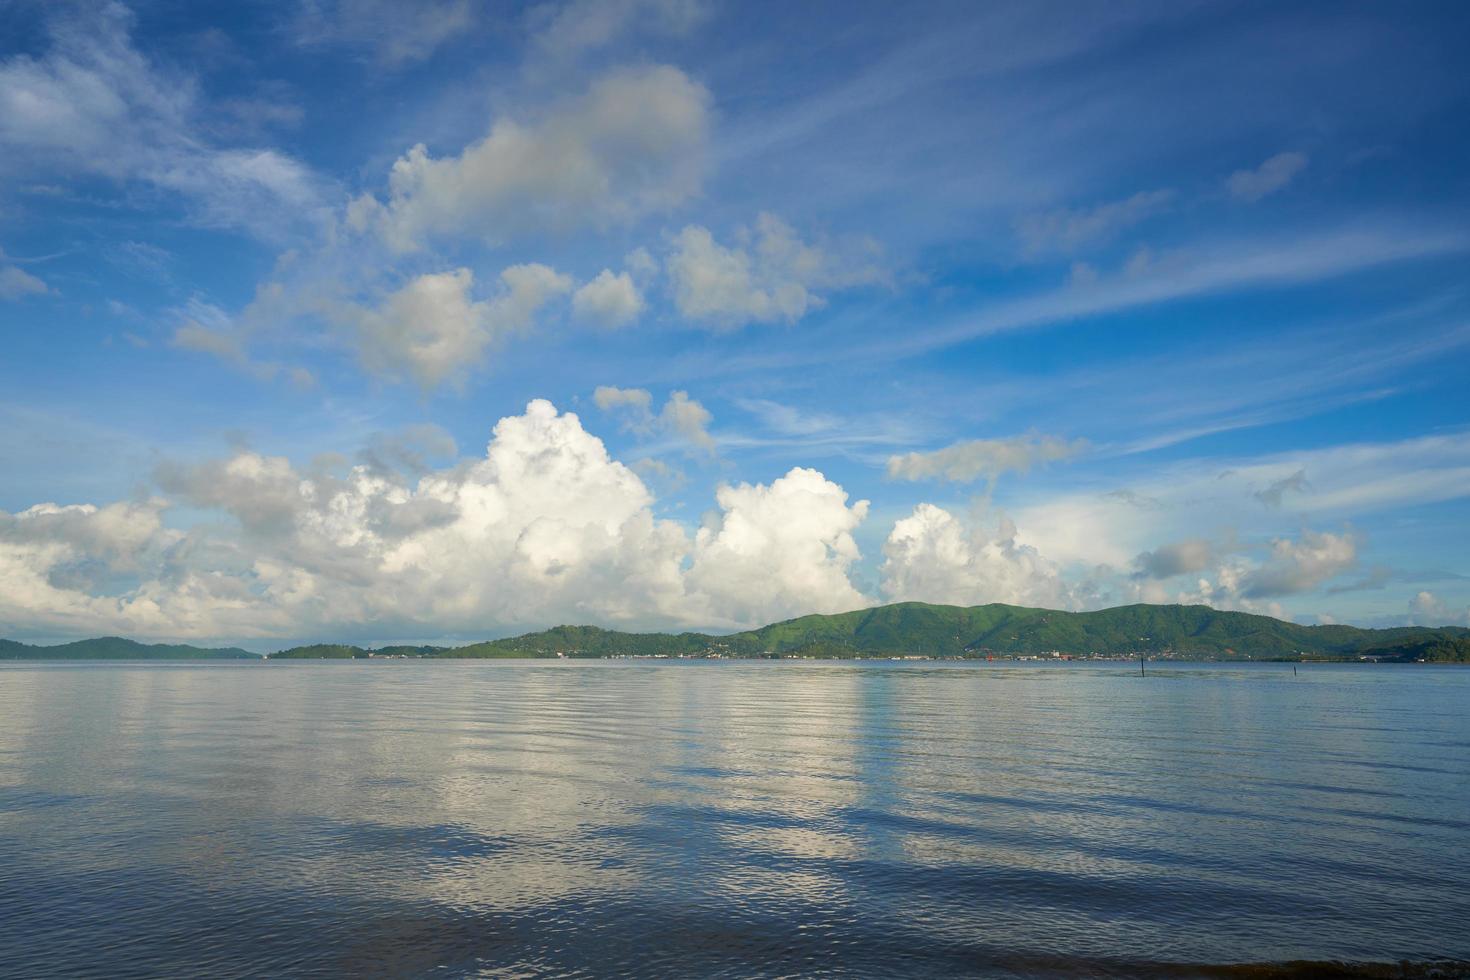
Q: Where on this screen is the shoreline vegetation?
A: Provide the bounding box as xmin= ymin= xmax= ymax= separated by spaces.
xmin=4 ymin=602 xmax=1469 ymax=663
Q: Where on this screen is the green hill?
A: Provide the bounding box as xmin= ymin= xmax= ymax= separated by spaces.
xmin=269 ymin=643 xmax=446 ymax=659
xmin=424 ymin=602 xmax=1470 ymax=662
xmin=0 ymin=636 xmax=258 ymax=660
xmin=9 ymin=603 xmax=1469 ymax=663
xmin=447 ymin=625 xmax=736 ymax=659
xmin=726 ymin=602 xmax=1470 ymax=660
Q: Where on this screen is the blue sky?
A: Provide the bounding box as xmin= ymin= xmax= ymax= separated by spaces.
xmin=2 ymin=0 xmax=1468 ymax=646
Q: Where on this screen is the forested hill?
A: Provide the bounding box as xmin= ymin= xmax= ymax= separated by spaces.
xmin=0 ymin=637 xmax=258 ymax=660
xmin=9 ymin=604 xmax=1469 ymax=661
xmin=271 ymin=602 xmax=1470 ymax=661
xmin=731 ymin=602 xmax=1470 ymax=660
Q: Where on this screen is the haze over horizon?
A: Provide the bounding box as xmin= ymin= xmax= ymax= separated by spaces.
xmin=3 ymin=0 xmax=1469 ymax=647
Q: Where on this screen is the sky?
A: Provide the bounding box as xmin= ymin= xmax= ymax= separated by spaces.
xmin=1 ymin=0 xmax=1468 ymax=648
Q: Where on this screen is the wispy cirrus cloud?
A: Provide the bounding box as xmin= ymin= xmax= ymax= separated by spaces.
xmin=1227 ymin=151 xmax=1308 ymax=202
xmin=0 ymin=4 xmax=327 ymax=241
xmin=0 ymin=265 xmax=50 ymax=300
xmin=1012 ymin=431 xmax=1470 ymax=571
xmin=287 ymin=0 xmax=475 ymax=66
xmin=897 ymin=225 xmax=1468 ymax=357
xmin=527 ymin=0 xmax=710 ymax=61
xmin=1015 ymin=188 xmax=1175 ymax=255
xmin=686 ymin=226 xmax=1468 ymax=380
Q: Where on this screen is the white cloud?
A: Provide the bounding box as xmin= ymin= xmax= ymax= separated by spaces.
xmin=1012 ymin=431 xmax=1470 ymax=571
xmin=1227 ymin=151 xmax=1308 ymax=202
xmin=1241 ymin=529 xmax=1357 ymax=598
xmin=155 ymin=148 xmax=321 ymax=231
xmin=593 ymin=384 xmax=654 ymax=419
xmin=867 ymin=225 xmax=1466 ymax=361
xmin=1408 ymin=591 xmax=1469 ymax=627
xmin=169 ymin=297 xmax=315 ymax=388
xmin=1132 ymin=537 xmax=1214 ymax=580
xmin=1126 ymin=529 xmax=1356 ymax=617
xmin=0 ymin=499 xmax=183 ymax=635
xmin=172 ymin=320 xmax=251 ymax=363
xmin=0 ymin=5 xmax=325 ymax=239
xmin=1151 ymin=560 xmax=1285 ymax=619
xmin=660 ymin=390 xmax=714 ymax=451
xmin=343 ymin=264 xmax=572 ymax=389
xmin=666 ymin=213 xmax=887 ymax=328
xmin=1016 ymin=188 xmax=1174 ymax=254
xmin=0 ymin=401 xmax=881 ymax=641
xmin=352 ymin=65 xmax=710 ymax=252
xmin=572 ymin=269 xmax=644 ymax=328
xmin=594 ymin=386 xmax=714 ymax=451
xmin=528 ymin=0 xmax=709 ymax=60
xmin=880 ymin=504 xmax=1071 ymax=609
xmin=886 ymin=434 xmax=1085 ymax=484
xmin=687 ymin=468 xmax=871 ymax=625
xmin=290 ymin=0 xmax=474 ymax=66
xmin=624 ymin=246 xmax=658 ymax=280
xmin=0 ymin=266 xmax=49 ymax=300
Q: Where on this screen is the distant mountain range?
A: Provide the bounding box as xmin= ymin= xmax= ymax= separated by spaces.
xmin=7 ymin=603 xmax=1466 ymax=662
xmin=0 ymin=636 xmax=256 ymax=660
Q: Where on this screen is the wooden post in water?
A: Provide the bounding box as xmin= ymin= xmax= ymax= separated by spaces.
xmin=1140 ymin=655 xmax=1145 ymax=677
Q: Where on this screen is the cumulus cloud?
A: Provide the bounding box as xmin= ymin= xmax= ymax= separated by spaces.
xmin=0 ymin=5 xmax=324 ymax=239
xmin=572 ymin=269 xmax=644 ymax=327
xmin=1151 ymin=560 xmax=1285 ymax=618
xmin=0 ymin=499 xmax=182 ymax=634
xmin=0 ymin=266 xmax=50 ymax=300
xmin=666 ymin=213 xmax=886 ymax=328
xmin=886 ymin=434 xmax=1085 ymax=484
xmin=687 ymin=468 xmax=870 ymax=625
xmin=660 ymin=391 xmax=715 ymax=451
xmin=0 ymin=401 xmax=880 ymax=641
xmin=880 ymin=504 xmax=1071 ymax=609
xmin=593 ymin=384 xmax=654 ymax=419
xmin=1132 ymin=537 xmax=1214 ymax=580
xmin=1015 ymin=189 xmax=1175 ymax=255
xmin=155 ymin=452 xmax=311 ymax=539
xmin=350 ymin=65 xmax=709 ymax=252
xmin=1125 ymin=528 xmax=1359 ymax=613
xmin=1407 ymin=590 xmax=1469 ymax=627
xmin=1227 ymin=151 xmax=1308 ymax=202
xmin=342 ymin=265 xmax=572 ymax=389
xmin=1240 ymin=528 xmax=1357 ymax=598
xmin=594 ymin=386 xmax=714 ymax=451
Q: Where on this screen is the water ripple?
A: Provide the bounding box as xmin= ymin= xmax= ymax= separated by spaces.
xmin=0 ymin=659 xmax=1467 ymax=977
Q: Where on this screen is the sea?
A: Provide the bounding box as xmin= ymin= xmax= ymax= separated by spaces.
xmin=1 ymin=659 xmax=1467 ymax=978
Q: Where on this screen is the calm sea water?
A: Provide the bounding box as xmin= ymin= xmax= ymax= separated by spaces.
xmin=1 ymin=659 xmax=1467 ymax=978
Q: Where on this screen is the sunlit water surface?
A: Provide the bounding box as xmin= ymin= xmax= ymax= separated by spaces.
xmin=1 ymin=660 xmax=1467 ymax=978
